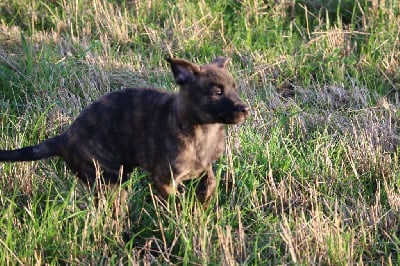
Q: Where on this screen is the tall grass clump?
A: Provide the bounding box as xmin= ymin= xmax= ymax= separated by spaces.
xmin=0 ymin=0 xmax=399 ymax=264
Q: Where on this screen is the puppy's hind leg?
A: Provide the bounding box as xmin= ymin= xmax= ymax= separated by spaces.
xmin=107 ymin=168 xmax=130 ymax=224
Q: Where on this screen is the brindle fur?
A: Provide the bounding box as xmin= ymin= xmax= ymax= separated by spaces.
xmin=0 ymin=57 xmax=249 ymax=202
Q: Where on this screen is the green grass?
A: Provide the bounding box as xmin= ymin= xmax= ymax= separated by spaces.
xmin=1 ymin=0 xmax=400 ymax=264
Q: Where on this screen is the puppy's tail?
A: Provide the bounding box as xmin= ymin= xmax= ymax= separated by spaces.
xmin=0 ymin=136 xmax=61 ymax=162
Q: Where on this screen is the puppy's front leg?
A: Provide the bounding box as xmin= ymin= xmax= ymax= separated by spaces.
xmin=196 ymin=165 xmax=216 ymax=204
xmin=153 ymin=177 xmax=176 ymax=200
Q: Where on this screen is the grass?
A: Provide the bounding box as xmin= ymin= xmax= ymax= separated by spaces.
xmin=0 ymin=0 xmax=399 ymax=264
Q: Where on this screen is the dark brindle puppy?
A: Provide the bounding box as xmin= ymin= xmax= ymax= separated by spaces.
xmin=0 ymin=57 xmax=249 ymax=202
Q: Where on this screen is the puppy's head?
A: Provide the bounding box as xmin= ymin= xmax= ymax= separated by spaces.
xmin=167 ymin=57 xmax=249 ymax=125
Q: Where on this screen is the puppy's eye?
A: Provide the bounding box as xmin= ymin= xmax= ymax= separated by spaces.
xmin=211 ymin=87 xmax=223 ymax=96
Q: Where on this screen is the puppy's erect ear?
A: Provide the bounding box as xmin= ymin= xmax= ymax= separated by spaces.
xmin=211 ymin=56 xmax=230 ymax=68
xmin=166 ymin=58 xmax=201 ymax=85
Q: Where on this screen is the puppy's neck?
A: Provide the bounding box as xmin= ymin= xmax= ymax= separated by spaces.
xmin=175 ymin=93 xmax=214 ymax=134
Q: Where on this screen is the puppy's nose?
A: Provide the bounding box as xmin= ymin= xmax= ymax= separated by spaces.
xmin=236 ymin=104 xmax=249 ymax=116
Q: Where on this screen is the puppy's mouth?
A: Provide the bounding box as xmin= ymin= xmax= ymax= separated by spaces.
xmin=217 ymin=106 xmax=250 ymax=124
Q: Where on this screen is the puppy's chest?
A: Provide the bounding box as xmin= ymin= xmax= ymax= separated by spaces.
xmin=175 ymin=126 xmax=225 ymax=170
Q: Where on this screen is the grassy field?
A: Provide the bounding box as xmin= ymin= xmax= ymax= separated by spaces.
xmin=0 ymin=0 xmax=399 ymax=264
